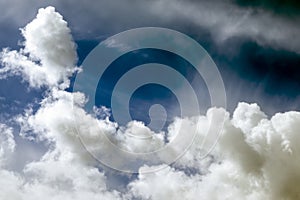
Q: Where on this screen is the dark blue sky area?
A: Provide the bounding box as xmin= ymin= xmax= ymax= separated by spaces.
xmin=75 ymin=36 xmax=300 ymax=119
xmin=1 ymin=35 xmax=300 ymax=129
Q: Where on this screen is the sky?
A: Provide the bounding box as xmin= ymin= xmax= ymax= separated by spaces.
xmin=0 ymin=0 xmax=300 ymax=199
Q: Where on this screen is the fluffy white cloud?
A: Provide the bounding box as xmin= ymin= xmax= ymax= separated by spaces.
xmin=0 ymin=155 xmax=122 ymax=200
xmin=11 ymin=85 xmax=300 ymax=200
xmin=0 ymin=6 xmax=78 ymax=88
xmin=117 ymin=120 xmax=165 ymax=153
xmin=128 ymin=165 xmax=201 ymax=200
xmin=0 ymin=94 xmax=122 ymax=200
xmin=129 ymin=103 xmax=300 ymax=200
xmin=0 ymin=7 xmax=121 ymax=200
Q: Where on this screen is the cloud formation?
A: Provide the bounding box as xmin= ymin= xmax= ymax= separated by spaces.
xmin=53 ymin=0 xmax=300 ymax=53
xmin=1 ymin=1 xmax=300 ymax=54
xmin=0 ymin=123 xmax=15 ymax=167
xmin=0 ymin=6 xmax=77 ymax=88
xmin=129 ymin=102 xmax=300 ymax=200
xmin=149 ymin=0 xmax=300 ymax=53
xmin=1 ymin=5 xmax=300 ymax=200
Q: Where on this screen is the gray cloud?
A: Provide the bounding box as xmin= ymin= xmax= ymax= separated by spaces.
xmin=1 ymin=0 xmax=299 ymax=53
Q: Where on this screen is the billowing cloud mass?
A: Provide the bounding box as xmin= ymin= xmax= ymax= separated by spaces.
xmin=1 ymin=6 xmax=300 ymax=200
xmin=0 ymin=6 xmax=77 ymax=88
xmin=0 ymin=6 xmax=121 ymax=200
xmin=129 ymin=102 xmax=300 ymax=200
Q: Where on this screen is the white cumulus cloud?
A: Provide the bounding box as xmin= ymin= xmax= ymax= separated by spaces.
xmin=129 ymin=103 xmax=300 ymax=200
xmin=0 ymin=6 xmax=78 ymax=89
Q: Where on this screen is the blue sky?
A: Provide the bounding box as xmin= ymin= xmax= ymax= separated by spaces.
xmin=1 ymin=0 xmax=300 ymax=122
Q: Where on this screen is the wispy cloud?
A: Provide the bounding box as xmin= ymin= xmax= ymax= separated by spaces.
xmin=1 ymin=1 xmax=299 ymax=53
